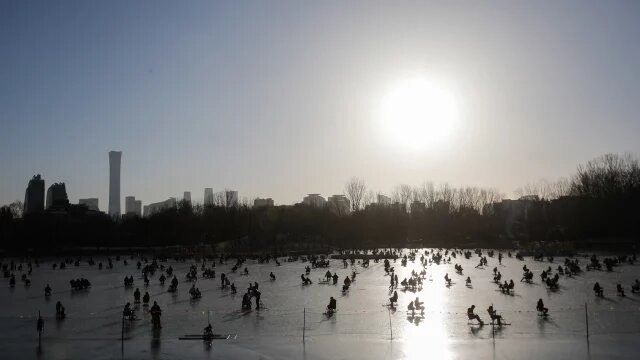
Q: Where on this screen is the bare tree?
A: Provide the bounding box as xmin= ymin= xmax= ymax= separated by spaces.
xmin=363 ymin=190 xmax=375 ymax=207
xmin=392 ymin=184 xmax=413 ymax=212
xmin=8 ymin=200 xmax=23 ymax=219
xmin=345 ymin=177 xmax=367 ymax=212
xmin=212 ymin=191 xmax=226 ymax=207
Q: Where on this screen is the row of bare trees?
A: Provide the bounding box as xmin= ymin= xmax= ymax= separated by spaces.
xmin=343 ymin=177 xmax=504 ymax=214
xmin=513 ymin=178 xmax=571 ymax=200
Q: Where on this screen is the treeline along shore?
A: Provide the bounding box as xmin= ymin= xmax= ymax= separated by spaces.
xmin=1 ymin=153 xmax=639 ymax=254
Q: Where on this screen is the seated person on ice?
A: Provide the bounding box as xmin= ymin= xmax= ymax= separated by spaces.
xmin=389 ymin=291 xmax=398 ymax=306
xmin=536 ymin=299 xmax=548 ymax=316
xmin=467 ymin=305 xmax=483 ymax=325
xmin=327 ymin=297 xmax=337 ymax=313
xmin=487 ymin=305 xmax=503 ymax=326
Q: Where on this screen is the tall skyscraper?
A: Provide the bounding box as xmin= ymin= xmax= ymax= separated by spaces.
xmin=109 ymin=151 xmax=122 ymax=217
xmin=183 ymin=191 xmax=191 ymax=204
xmin=24 ymin=174 xmax=45 ymax=214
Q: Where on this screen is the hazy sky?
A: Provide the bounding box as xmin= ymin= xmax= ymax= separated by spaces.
xmin=1 ymin=1 xmax=640 ymax=208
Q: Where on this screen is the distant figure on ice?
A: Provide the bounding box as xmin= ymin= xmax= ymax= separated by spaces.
xmin=593 ymin=282 xmax=604 ymax=297
xmin=242 ymin=292 xmax=252 ymax=310
xmin=536 ymin=299 xmax=548 ymax=316
xmin=301 ymin=274 xmax=312 ymax=285
xmin=326 ymin=297 xmax=337 ymax=314
xmin=56 ymin=301 xmax=66 ymax=319
xmin=150 ymin=302 xmax=162 ymax=329
xmin=389 ymin=291 xmax=398 ymax=306
xmin=37 ymin=313 xmax=44 ymax=334
xmin=204 ymin=323 xmax=213 ymax=337
xmin=123 ymin=302 xmax=135 ymax=320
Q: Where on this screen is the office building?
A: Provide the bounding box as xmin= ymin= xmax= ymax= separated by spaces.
xmin=109 ymin=151 xmax=122 ymax=217
xmin=125 ymin=196 xmax=141 ymax=216
xmin=143 ymin=197 xmax=177 ymax=217
xmin=46 ymin=183 xmax=69 ymax=209
xmin=24 ymin=174 xmax=45 ymax=214
xmin=377 ymin=194 xmax=392 ymax=205
xmin=204 ymin=188 xmax=213 ymax=206
xmin=302 ymin=194 xmax=326 ymax=208
xmin=183 ymin=191 xmax=191 ymax=204
xmin=328 ymin=195 xmax=351 ymax=215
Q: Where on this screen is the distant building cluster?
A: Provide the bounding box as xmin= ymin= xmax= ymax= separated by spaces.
xmin=303 ymin=194 xmax=326 ymax=208
xmin=300 ymin=194 xmax=351 ymax=215
xmin=254 ymin=198 xmax=274 ymax=208
xmin=79 ymin=198 xmax=99 ymax=211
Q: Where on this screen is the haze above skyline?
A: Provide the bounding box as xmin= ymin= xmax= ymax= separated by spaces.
xmin=1 ymin=1 xmax=640 ymax=207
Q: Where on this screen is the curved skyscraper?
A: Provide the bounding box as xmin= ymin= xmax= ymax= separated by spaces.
xmin=109 ymin=151 xmax=122 ymax=217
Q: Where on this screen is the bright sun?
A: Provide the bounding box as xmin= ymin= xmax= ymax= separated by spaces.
xmin=379 ymin=77 xmax=458 ymax=152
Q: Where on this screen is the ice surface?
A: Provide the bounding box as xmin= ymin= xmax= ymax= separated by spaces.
xmin=1 ymin=250 xmax=639 ymax=359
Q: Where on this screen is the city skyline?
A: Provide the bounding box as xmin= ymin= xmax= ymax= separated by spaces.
xmin=2 ymin=1 xmax=640 ymax=208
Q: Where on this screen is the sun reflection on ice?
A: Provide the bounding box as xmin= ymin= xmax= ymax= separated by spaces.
xmin=402 ymin=261 xmax=452 ymax=360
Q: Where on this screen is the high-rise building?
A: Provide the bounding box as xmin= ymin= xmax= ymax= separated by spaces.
xmin=302 ymin=194 xmax=326 ymax=208
xmin=143 ymin=197 xmax=176 ymax=217
xmin=46 ymin=183 xmax=69 ymax=209
xmin=24 ymin=174 xmax=45 ymax=214
xmin=225 ymin=190 xmax=238 ymax=207
xmin=109 ymin=151 xmax=122 ymax=217
xmin=254 ymin=198 xmax=274 ymax=208
xmin=79 ymin=198 xmax=99 ymax=211
xmin=204 ymin=188 xmax=213 ymax=206
xmin=183 ymin=191 xmax=191 ymax=203
xmin=134 ymin=200 xmax=142 ymax=216
xmin=125 ymin=196 xmax=135 ymax=214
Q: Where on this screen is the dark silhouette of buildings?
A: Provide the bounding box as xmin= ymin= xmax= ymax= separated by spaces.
xmin=24 ymin=174 xmax=45 ymax=214
xmin=79 ymin=198 xmax=99 ymax=211
xmin=46 ymin=183 xmax=69 ymax=209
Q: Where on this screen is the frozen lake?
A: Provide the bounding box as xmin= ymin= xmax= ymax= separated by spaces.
xmin=1 ymin=250 xmax=640 ymax=359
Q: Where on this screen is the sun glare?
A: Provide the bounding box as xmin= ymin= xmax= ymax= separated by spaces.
xmin=379 ymin=77 xmax=458 ymax=152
